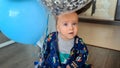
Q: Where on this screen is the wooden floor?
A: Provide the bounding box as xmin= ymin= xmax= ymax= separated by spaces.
xmin=87 ymin=45 xmax=120 ymax=68
xmin=0 ymin=43 xmax=38 ymax=68
xmin=0 ymin=43 xmax=120 ymax=68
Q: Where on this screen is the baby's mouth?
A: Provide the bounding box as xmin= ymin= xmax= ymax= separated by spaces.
xmin=69 ymin=32 xmax=74 ymax=34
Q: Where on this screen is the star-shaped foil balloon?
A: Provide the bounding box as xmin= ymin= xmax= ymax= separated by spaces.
xmin=41 ymin=0 xmax=92 ymax=15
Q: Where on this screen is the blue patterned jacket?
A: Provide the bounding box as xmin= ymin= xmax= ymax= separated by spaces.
xmin=41 ymin=32 xmax=88 ymax=68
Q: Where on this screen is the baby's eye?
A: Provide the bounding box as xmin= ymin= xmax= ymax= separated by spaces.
xmin=72 ymin=22 xmax=77 ymax=25
xmin=63 ymin=22 xmax=68 ymax=26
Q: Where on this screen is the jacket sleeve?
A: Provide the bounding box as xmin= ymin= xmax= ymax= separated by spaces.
xmin=42 ymin=38 xmax=50 ymax=60
xmin=67 ymin=38 xmax=88 ymax=68
xmin=41 ymin=34 xmax=51 ymax=66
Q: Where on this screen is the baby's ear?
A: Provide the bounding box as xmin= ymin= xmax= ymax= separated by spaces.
xmin=56 ymin=25 xmax=60 ymax=32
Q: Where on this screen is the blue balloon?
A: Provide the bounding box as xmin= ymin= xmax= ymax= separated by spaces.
xmin=0 ymin=0 xmax=48 ymax=45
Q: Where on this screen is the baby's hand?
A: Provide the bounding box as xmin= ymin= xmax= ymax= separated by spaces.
xmin=39 ymin=58 xmax=42 ymax=63
xmin=66 ymin=65 xmax=71 ymax=68
xmin=57 ymin=66 xmax=61 ymax=68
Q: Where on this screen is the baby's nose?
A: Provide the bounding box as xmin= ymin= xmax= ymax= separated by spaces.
xmin=69 ymin=25 xmax=74 ymax=30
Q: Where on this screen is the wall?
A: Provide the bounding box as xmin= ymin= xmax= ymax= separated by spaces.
xmin=79 ymin=0 xmax=118 ymax=20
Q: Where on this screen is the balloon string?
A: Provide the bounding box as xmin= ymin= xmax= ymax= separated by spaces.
xmin=45 ymin=14 xmax=49 ymax=37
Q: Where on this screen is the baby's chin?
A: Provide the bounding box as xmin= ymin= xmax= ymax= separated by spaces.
xmin=59 ymin=33 xmax=76 ymax=40
xmin=67 ymin=37 xmax=75 ymax=40
xmin=63 ymin=36 xmax=75 ymax=40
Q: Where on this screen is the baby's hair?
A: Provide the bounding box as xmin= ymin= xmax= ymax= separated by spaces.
xmin=56 ymin=12 xmax=78 ymax=25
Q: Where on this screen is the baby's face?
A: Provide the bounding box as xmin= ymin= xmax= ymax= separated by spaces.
xmin=57 ymin=12 xmax=78 ymax=40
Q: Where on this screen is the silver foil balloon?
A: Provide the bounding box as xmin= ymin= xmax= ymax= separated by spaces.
xmin=41 ymin=0 xmax=92 ymax=15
